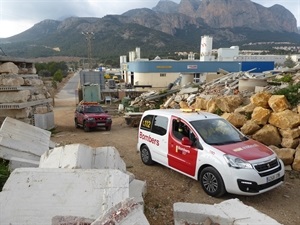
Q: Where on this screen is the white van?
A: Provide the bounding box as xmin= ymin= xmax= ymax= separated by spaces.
xmin=137 ymin=109 xmax=285 ymax=197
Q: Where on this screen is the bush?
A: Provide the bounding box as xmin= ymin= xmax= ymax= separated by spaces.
xmin=0 ymin=159 xmax=10 ymax=191
xmin=273 ymin=83 xmax=300 ymax=106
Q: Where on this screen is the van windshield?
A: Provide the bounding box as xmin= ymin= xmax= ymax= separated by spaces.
xmin=190 ymin=118 xmax=247 ymax=145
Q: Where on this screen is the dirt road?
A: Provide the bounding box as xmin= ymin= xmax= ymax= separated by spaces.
xmin=51 ymin=99 xmax=300 ymax=225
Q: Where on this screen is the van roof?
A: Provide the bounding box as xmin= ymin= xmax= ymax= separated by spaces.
xmin=143 ymin=109 xmax=220 ymax=122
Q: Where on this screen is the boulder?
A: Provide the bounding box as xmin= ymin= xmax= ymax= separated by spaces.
xmin=268 ymin=95 xmax=290 ymax=112
xmin=292 ymin=149 xmax=300 ymax=171
xmin=251 ymin=107 xmax=271 ymax=125
xmin=240 ymin=120 xmax=261 ymax=135
xmin=281 ymin=138 xmax=299 ymax=149
xmin=272 ymin=147 xmax=296 ymax=165
xmin=269 ymin=110 xmax=300 ymax=129
xmin=234 ymin=103 xmax=256 ymax=114
xmin=279 ymin=127 xmax=300 ymax=139
xmin=250 ymin=92 xmax=272 ymax=108
xmin=193 ymin=97 xmax=207 ymax=110
xmin=215 ymin=95 xmax=243 ymax=113
xmin=221 ymin=112 xmax=247 ymax=128
xmin=252 ymin=124 xmax=281 ymax=146
xmin=0 ymin=62 xmax=19 ymax=74
xmin=206 ymin=98 xmax=218 ymax=113
xmin=1 ymin=75 xmax=25 ymax=86
xmin=0 ymin=90 xmax=30 ymax=103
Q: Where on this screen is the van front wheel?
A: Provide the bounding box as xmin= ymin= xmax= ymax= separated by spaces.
xmin=200 ymin=167 xmax=226 ymax=197
xmin=140 ymin=145 xmax=154 ymax=165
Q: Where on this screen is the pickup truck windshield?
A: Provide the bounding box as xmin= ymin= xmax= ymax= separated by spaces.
xmin=84 ymin=106 xmax=104 ymax=113
xmin=190 ymin=118 xmax=247 ymax=145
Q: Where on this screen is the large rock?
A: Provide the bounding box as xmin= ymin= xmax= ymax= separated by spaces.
xmin=251 ymin=107 xmax=271 ymax=125
xmin=281 ymin=138 xmax=299 ymax=149
xmin=269 ymin=110 xmax=300 ymax=129
xmin=250 ymin=92 xmax=272 ymax=108
xmin=0 ymin=62 xmax=19 ymax=74
xmin=234 ymin=103 xmax=256 ymax=114
xmin=252 ymin=124 xmax=281 ymax=146
xmin=221 ymin=112 xmax=247 ymax=128
xmin=193 ymin=97 xmax=207 ymax=110
xmin=292 ymin=149 xmax=300 ymax=171
xmin=271 ymin=147 xmax=296 ymax=165
xmin=206 ymin=98 xmax=218 ymax=113
xmin=279 ymin=127 xmax=300 ymax=139
xmin=0 ymin=90 xmax=30 ymax=103
xmin=0 ymin=75 xmax=25 ymax=86
xmin=215 ymin=95 xmax=243 ymax=113
xmin=268 ymin=95 xmax=290 ymax=112
xmin=240 ymin=120 xmax=261 ymax=135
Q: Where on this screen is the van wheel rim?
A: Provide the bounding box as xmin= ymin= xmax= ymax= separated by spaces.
xmin=203 ymin=172 xmax=218 ymax=193
xmin=141 ymin=149 xmax=149 ymax=162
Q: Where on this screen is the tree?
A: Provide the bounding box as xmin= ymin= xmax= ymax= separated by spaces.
xmin=53 ymin=69 xmax=63 ymax=82
xmin=283 ymin=56 xmax=296 ymax=68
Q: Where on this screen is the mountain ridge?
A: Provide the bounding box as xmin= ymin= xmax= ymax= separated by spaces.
xmin=0 ymin=0 xmax=299 ymax=60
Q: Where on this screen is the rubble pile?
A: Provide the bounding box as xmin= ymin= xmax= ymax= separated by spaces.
xmin=129 ymin=67 xmax=300 ymax=171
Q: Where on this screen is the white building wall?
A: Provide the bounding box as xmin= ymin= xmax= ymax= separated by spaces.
xmin=133 ymin=72 xmax=180 ymax=88
xmin=136 ymin=47 xmax=141 ymax=59
xmin=218 ymin=46 xmax=239 ymax=61
xmin=291 ymin=54 xmax=300 ymax=63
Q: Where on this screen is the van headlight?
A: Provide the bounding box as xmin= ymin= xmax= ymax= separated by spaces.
xmin=224 ymin=154 xmax=253 ymax=169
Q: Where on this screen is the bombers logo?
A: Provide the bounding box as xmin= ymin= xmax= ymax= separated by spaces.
xmin=139 ymin=131 xmax=160 ymax=146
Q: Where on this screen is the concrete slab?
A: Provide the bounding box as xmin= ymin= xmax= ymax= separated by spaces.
xmin=0 ymin=168 xmax=129 ymax=225
xmin=39 ymin=144 xmax=126 ymax=172
xmin=8 ymin=156 xmax=40 ymax=171
xmin=92 ymin=198 xmax=150 ymax=225
xmin=0 ymin=117 xmax=51 ymax=166
xmin=129 ymin=179 xmax=147 ymax=207
xmin=173 ymin=198 xmax=282 ymax=225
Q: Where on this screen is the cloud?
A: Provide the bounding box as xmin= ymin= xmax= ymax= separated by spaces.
xmin=0 ymin=0 xmax=298 ymax=38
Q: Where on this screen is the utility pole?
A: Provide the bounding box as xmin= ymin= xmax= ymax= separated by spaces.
xmin=82 ymin=31 xmax=95 ymax=70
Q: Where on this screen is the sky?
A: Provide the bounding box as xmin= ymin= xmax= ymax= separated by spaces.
xmin=0 ymin=0 xmax=299 ymax=38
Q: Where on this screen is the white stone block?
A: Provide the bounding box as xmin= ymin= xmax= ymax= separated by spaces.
xmin=0 ymin=168 xmax=129 ymax=225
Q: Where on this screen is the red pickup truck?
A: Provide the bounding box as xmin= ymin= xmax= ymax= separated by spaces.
xmin=74 ymin=102 xmax=112 ymax=132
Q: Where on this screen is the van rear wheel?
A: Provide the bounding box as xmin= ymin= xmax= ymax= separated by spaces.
xmin=140 ymin=145 xmax=154 ymax=165
xmin=200 ymin=167 xmax=226 ymax=197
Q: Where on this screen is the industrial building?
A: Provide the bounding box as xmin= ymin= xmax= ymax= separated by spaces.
xmin=120 ymin=36 xmax=275 ymax=89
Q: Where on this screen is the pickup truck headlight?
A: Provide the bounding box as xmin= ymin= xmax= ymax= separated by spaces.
xmin=224 ymin=154 xmax=253 ymax=169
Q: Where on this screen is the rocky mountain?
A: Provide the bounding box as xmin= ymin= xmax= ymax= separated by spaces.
xmin=0 ymin=0 xmax=299 ymax=60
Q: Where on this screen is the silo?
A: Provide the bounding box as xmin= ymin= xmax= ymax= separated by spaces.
xmin=200 ymin=35 xmax=213 ymax=61
xmin=136 ymin=47 xmax=141 ymax=59
xmin=129 ymin=51 xmax=136 ymax=62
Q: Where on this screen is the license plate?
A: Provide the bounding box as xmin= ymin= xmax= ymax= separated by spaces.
xmin=266 ymin=172 xmax=280 ymax=182
xmin=97 ymin=123 xmax=105 ymax=126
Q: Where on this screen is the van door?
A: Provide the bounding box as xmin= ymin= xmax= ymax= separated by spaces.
xmin=168 ymin=116 xmax=198 ymax=177
xmin=139 ymin=114 xmax=169 ymax=165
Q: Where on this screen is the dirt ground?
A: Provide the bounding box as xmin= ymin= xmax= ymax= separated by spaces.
xmin=50 ymin=97 xmax=300 ymax=225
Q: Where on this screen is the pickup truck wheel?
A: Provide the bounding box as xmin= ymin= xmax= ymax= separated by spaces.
xmin=140 ymin=145 xmax=154 ymax=165
xmin=106 ymin=126 xmax=111 ymax=131
xmin=83 ymin=121 xmax=90 ymax=132
xmin=75 ymin=119 xmax=80 ymax=128
xmin=200 ymin=167 xmax=226 ymax=197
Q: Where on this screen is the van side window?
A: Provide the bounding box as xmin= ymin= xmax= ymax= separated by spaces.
xmin=152 ymin=116 xmax=168 ymax=135
xmin=172 ymin=119 xmax=190 ymax=140
xmin=141 ymin=114 xmax=168 ymax=136
xmin=141 ymin=115 xmax=153 ymax=131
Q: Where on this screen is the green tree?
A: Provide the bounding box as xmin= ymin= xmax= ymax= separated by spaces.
xmin=283 ymin=56 xmax=296 ymax=68
xmin=53 ymin=69 xmax=63 ymax=82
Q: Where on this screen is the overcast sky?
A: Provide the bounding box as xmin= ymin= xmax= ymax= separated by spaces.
xmin=0 ymin=0 xmax=299 ymax=38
